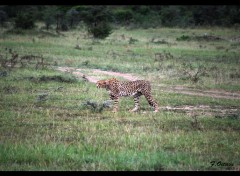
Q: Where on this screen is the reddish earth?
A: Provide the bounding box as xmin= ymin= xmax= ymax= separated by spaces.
xmin=156 ymin=85 xmax=240 ymax=100
xmin=57 ymin=66 xmax=240 ymax=116
xmin=57 ymin=66 xmax=240 ymax=100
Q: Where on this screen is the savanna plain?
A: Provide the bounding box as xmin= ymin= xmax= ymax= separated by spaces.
xmin=0 ymin=24 xmax=240 ymax=171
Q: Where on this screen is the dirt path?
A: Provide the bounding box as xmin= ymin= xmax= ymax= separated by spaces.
xmin=91 ymin=69 xmax=140 ymax=81
xmin=57 ymin=67 xmax=141 ymax=83
xmin=56 ymin=66 xmax=240 ymax=116
xmin=57 ymin=67 xmax=99 ymax=83
xmin=159 ymin=105 xmax=239 ymax=117
xmin=57 ymin=66 xmax=240 ymax=100
xmin=156 ymin=85 xmax=240 ymax=100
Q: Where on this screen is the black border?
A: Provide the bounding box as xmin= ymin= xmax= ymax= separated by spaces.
xmin=2 ymin=0 xmax=240 ymax=5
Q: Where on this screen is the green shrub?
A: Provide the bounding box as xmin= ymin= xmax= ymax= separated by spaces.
xmin=14 ymin=12 xmax=36 ymax=29
xmin=176 ymin=35 xmax=191 ymax=41
xmin=88 ymin=21 xmax=112 ymax=39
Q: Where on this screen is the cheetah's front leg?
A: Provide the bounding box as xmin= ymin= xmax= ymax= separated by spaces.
xmin=110 ymin=94 xmax=119 ymax=112
xmin=112 ymin=97 xmax=119 ymax=112
xmin=130 ymin=95 xmax=140 ymax=112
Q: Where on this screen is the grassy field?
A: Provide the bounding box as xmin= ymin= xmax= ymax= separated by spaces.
xmin=0 ymin=24 xmax=240 ymax=171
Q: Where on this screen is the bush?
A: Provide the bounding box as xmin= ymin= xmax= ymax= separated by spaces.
xmin=79 ymin=6 xmax=113 ymax=40
xmin=42 ymin=6 xmax=56 ymax=30
xmin=176 ymin=35 xmax=191 ymax=41
xmin=0 ymin=10 xmax=8 ymax=26
xmin=132 ymin=11 xmax=162 ymax=28
xmin=66 ymin=8 xmax=80 ymax=28
xmin=14 ymin=12 xmax=35 ymax=29
xmin=88 ymin=21 xmax=112 ymax=39
xmin=180 ymin=62 xmax=208 ymax=83
xmin=112 ymin=8 xmax=133 ymax=25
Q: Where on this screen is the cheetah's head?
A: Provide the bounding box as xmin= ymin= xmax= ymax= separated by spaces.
xmin=96 ymin=78 xmax=118 ymax=89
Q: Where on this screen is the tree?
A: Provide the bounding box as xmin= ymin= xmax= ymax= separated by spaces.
xmin=0 ymin=10 xmax=7 ymax=27
xmin=42 ymin=6 xmax=79 ymax=31
xmin=66 ymin=8 xmax=80 ymax=28
xmin=112 ymin=7 xmax=133 ymax=25
xmin=77 ymin=6 xmax=113 ymax=39
xmin=42 ymin=6 xmax=58 ymax=30
xmin=14 ymin=12 xmax=35 ymax=29
xmin=13 ymin=6 xmax=38 ymax=29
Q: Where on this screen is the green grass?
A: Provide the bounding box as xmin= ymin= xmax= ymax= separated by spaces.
xmin=0 ymin=26 xmax=240 ymax=171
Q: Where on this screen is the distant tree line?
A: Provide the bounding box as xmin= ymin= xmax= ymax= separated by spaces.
xmin=111 ymin=5 xmax=240 ymax=28
xmin=0 ymin=5 xmax=239 ymax=38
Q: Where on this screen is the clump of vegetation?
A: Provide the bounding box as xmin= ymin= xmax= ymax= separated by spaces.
xmin=154 ymin=51 xmax=174 ymax=62
xmin=14 ymin=12 xmax=36 ymax=29
xmin=2 ymin=85 xmax=18 ymax=94
xmin=151 ymin=38 xmax=169 ymax=44
xmin=194 ymin=35 xmax=225 ymax=41
xmin=229 ymin=72 xmax=240 ymax=79
xmin=81 ymin=60 xmax=90 ymax=66
xmin=0 ymin=70 xmax=7 ymax=77
xmin=88 ymin=21 xmax=112 ymax=39
xmin=0 ymin=9 xmax=8 ymax=27
xmin=176 ymin=35 xmax=191 ymax=41
xmin=81 ymin=99 xmax=112 ymax=112
xmin=0 ymin=48 xmax=18 ymax=69
xmin=78 ymin=6 xmax=113 ymax=39
xmin=129 ymin=37 xmax=138 ymax=44
xmin=180 ymin=62 xmax=208 ymax=83
xmin=36 ymin=93 xmax=48 ymax=102
xmin=28 ymin=75 xmax=78 ymax=83
xmin=0 ymin=48 xmax=53 ymax=70
xmin=176 ymin=34 xmax=225 ymax=42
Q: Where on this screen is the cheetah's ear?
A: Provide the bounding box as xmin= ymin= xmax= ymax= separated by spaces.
xmin=108 ymin=78 xmax=116 ymax=84
xmin=110 ymin=78 xmax=117 ymax=82
xmin=105 ymin=79 xmax=110 ymax=86
xmin=105 ymin=78 xmax=116 ymax=86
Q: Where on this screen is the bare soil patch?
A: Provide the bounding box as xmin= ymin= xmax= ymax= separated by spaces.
xmin=57 ymin=66 xmax=240 ymax=100
xmin=156 ymin=85 xmax=240 ymax=100
xmin=160 ymin=105 xmax=239 ymax=117
xmin=56 ymin=66 xmax=239 ymax=116
xmin=56 ymin=67 xmax=140 ymax=83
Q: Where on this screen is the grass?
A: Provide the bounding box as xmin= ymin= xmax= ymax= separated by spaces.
xmin=0 ymin=25 xmax=240 ymax=171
